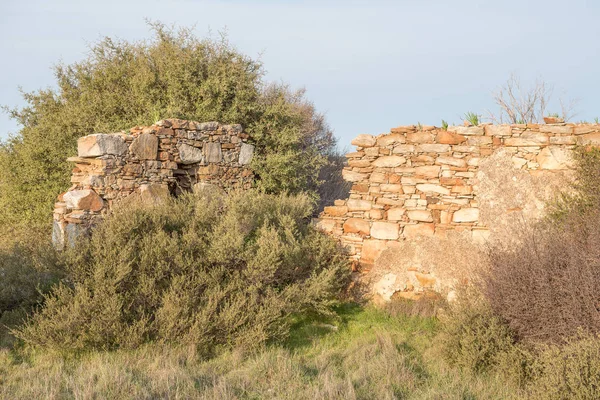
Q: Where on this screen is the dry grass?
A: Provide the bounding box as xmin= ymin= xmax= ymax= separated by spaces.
xmin=0 ymin=305 xmax=520 ymax=400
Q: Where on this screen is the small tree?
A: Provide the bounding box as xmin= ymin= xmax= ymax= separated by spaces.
xmin=489 ymin=73 xmax=552 ymax=124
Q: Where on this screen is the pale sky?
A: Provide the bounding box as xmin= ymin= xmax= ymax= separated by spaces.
xmin=1 ymin=0 xmax=599 ymax=146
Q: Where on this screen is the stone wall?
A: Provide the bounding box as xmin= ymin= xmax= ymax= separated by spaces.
xmin=315 ymin=122 xmax=600 ymax=302
xmin=52 ymin=119 xmax=255 ymax=248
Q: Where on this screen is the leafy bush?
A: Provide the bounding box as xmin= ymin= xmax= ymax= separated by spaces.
xmin=0 ymin=237 xmax=62 ymax=347
xmin=439 ymin=290 xmax=527 ymax=376
xmin=528 ymin=333 xmax=600 ymax=400
xmin=16 ymin=190 xmax=350 ymax=355
xmin=0 ymin=22 xmax=337 ymax=236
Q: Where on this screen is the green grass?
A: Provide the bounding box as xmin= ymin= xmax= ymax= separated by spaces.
xmin=0 ymin=304 xmax=522 ymax=399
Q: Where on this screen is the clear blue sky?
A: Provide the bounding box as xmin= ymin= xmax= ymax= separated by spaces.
xmin=1 ymin=0 xmax=599 ymax=146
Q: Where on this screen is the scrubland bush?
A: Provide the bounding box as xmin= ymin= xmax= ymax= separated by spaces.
xmin=439 ymin=290 xmax=525 ymax=375
xmin=528 ymin=333 xmax=600 ymax=400
xmin=0 ymin=237 xmax=62 ymax=347
xmin=16 ymin=190 xmax=350 ymax=355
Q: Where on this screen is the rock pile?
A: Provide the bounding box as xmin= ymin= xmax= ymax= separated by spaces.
xmin=53 ymin=119 xmax=255 ymax=248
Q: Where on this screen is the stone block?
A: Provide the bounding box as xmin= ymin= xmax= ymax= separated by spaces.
xmin=130 ymin=133 xmax=158 ymax=160
xmin=387 ymin=208 xmax=405 ymax=220
xmin=239 ymin=143 xmax=254 ymax=165
xmin=351 ymin=134 xmax=377 ymax=147
xmin=536 ymin=146 xmax=573 ymax=170
xmin=437 ymin=131 xmax=466 ymax=144
xmin=63 ymin=189 xmax=104 ymax=211
xmin=343 ymin=169 xmax=368 ymax=182
xmin=577 ymin=133 xmax=600 ymax=145
xmin=484 ymin=125 xmax=512 ymax=136
xmin=377 ymin=133 xmax=406 ymax=146
xmin=139 ymin=183 xmax=170 ymax=205
xmin=392 ymin=144 xmax=416 ymax=154
xmin=406 ymin=132 xmax=434 ymax=143
xmin=323 ymin=206 xmax=348 ymax=217
xmin=415 ymin=184 xmax=450 ymax=195
xmin=347 ymin=199 xmax=372 ymax=211
xmin=78 ymin=134 xmax=128 ymax=157
xmin=178 ymin=143 xmax=204 ymax=164
xmin=372 ymin=156 xmax=406 ymax=168
xmin=417 ymin=144 xmax=451 ymax=153
xmin=447 ymin=126 xmax=484 ymax=135
xmin=343 ymin=218 xmax=370 ymax=235
xmin=407 ymin=210 xmax=433 ymax=222
xmin=435 ymin=156 xmax=467 ymax=167
xmin=361 ymin=239 xmax=388 ymax=264
xmin=504 ymin=132 xmax=549 ymax=146
xmin=452 ymin=208 xmax=479 ymax=222
xmin=403 ymin=223 xmax=435 ymax=237
xmin=204 ymin=142 xmax=223 ymax=163
xmin=380 ymin=184 xmax=403 ymax=193
xmin=370 ymin=221 xmax=400 ymax=240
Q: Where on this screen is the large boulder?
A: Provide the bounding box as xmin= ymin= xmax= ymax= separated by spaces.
xmin=78 ymin=134 xmax=128 ymax=158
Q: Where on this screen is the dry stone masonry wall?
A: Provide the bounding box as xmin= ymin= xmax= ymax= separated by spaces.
xmin=316 ymin=122 xmax=600 ymax=302
xmin=52 ymin=119 xmax=255 ymax=248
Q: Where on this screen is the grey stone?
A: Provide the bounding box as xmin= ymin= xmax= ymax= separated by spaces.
xmin=204 ymin=142 xmax=223 ymax=163
xmin=238 ymin=143 xmax=255 ymax=165
xmin=198 ymin=121 xmax=219 ymax=131
xmin=178 ymin=143 xmax=204 ymax=164
xmin=130 ymin=133 xmax=158 ymax=160
xmin=78 ymin=134 xmax=129 ymax=157
xmin=52 ymin=220 xmax=65 ymax=249
xmin=65 ymin=223 xmax=85 ymax=248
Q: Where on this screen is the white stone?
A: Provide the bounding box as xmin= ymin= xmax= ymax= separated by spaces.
xmin=372 ymin=156 xmax=406 ymax=168
xmin=370 ymin=221 xmax=400 ymax=240
xmin=407 ymin=210 xmax=433 ymax=222
xmin=351 ymin=134 xmax=377 ymax=148
xmin=415 ymin=184 xmax=450 ymax=195
xmin=452 ymin=208 xmax=479 ymax=222
xmin=239 ymin=143 xmax=254 ymax=165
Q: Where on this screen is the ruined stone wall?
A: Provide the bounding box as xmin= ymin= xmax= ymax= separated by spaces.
xmin=52 ymin=119 xmax=255 ymax=248
xmin=316 ymin=122 xmax=600 ymax=302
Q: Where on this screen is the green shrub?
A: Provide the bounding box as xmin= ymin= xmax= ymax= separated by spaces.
xmin=439 ymin=291 xmax=530 ymax=376
xmin=528 ymin=333 xmax=600 ymax=400
xmin=0 ymin=238 xmax=62 ymax=347
xmin=16 ymin=190 xmax=350 ymax=355
xmin=0 ymin=22 xmax=337 ymax=236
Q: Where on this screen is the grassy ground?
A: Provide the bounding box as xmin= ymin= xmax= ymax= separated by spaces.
xmin=0 ymin=304 xmax=522 ymax=399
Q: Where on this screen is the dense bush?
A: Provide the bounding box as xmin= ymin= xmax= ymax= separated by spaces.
xmin=0 ymin=22 xmax=338 ymax=237
xmin=528 ymin=333 xmax=600 ymax=400
xmin=0 ymin=237 xmax=62 ymax=347
xmin=439 ymin=292 xmax=522 ymax=374
xmin=16 ymin=190 xmax=350 ymax=355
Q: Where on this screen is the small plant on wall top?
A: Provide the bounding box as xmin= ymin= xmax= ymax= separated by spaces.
xmin=441 ymin=120 xmax=449 ymax=130
xmin=463 ymin=112 xmax=480 ymax=126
